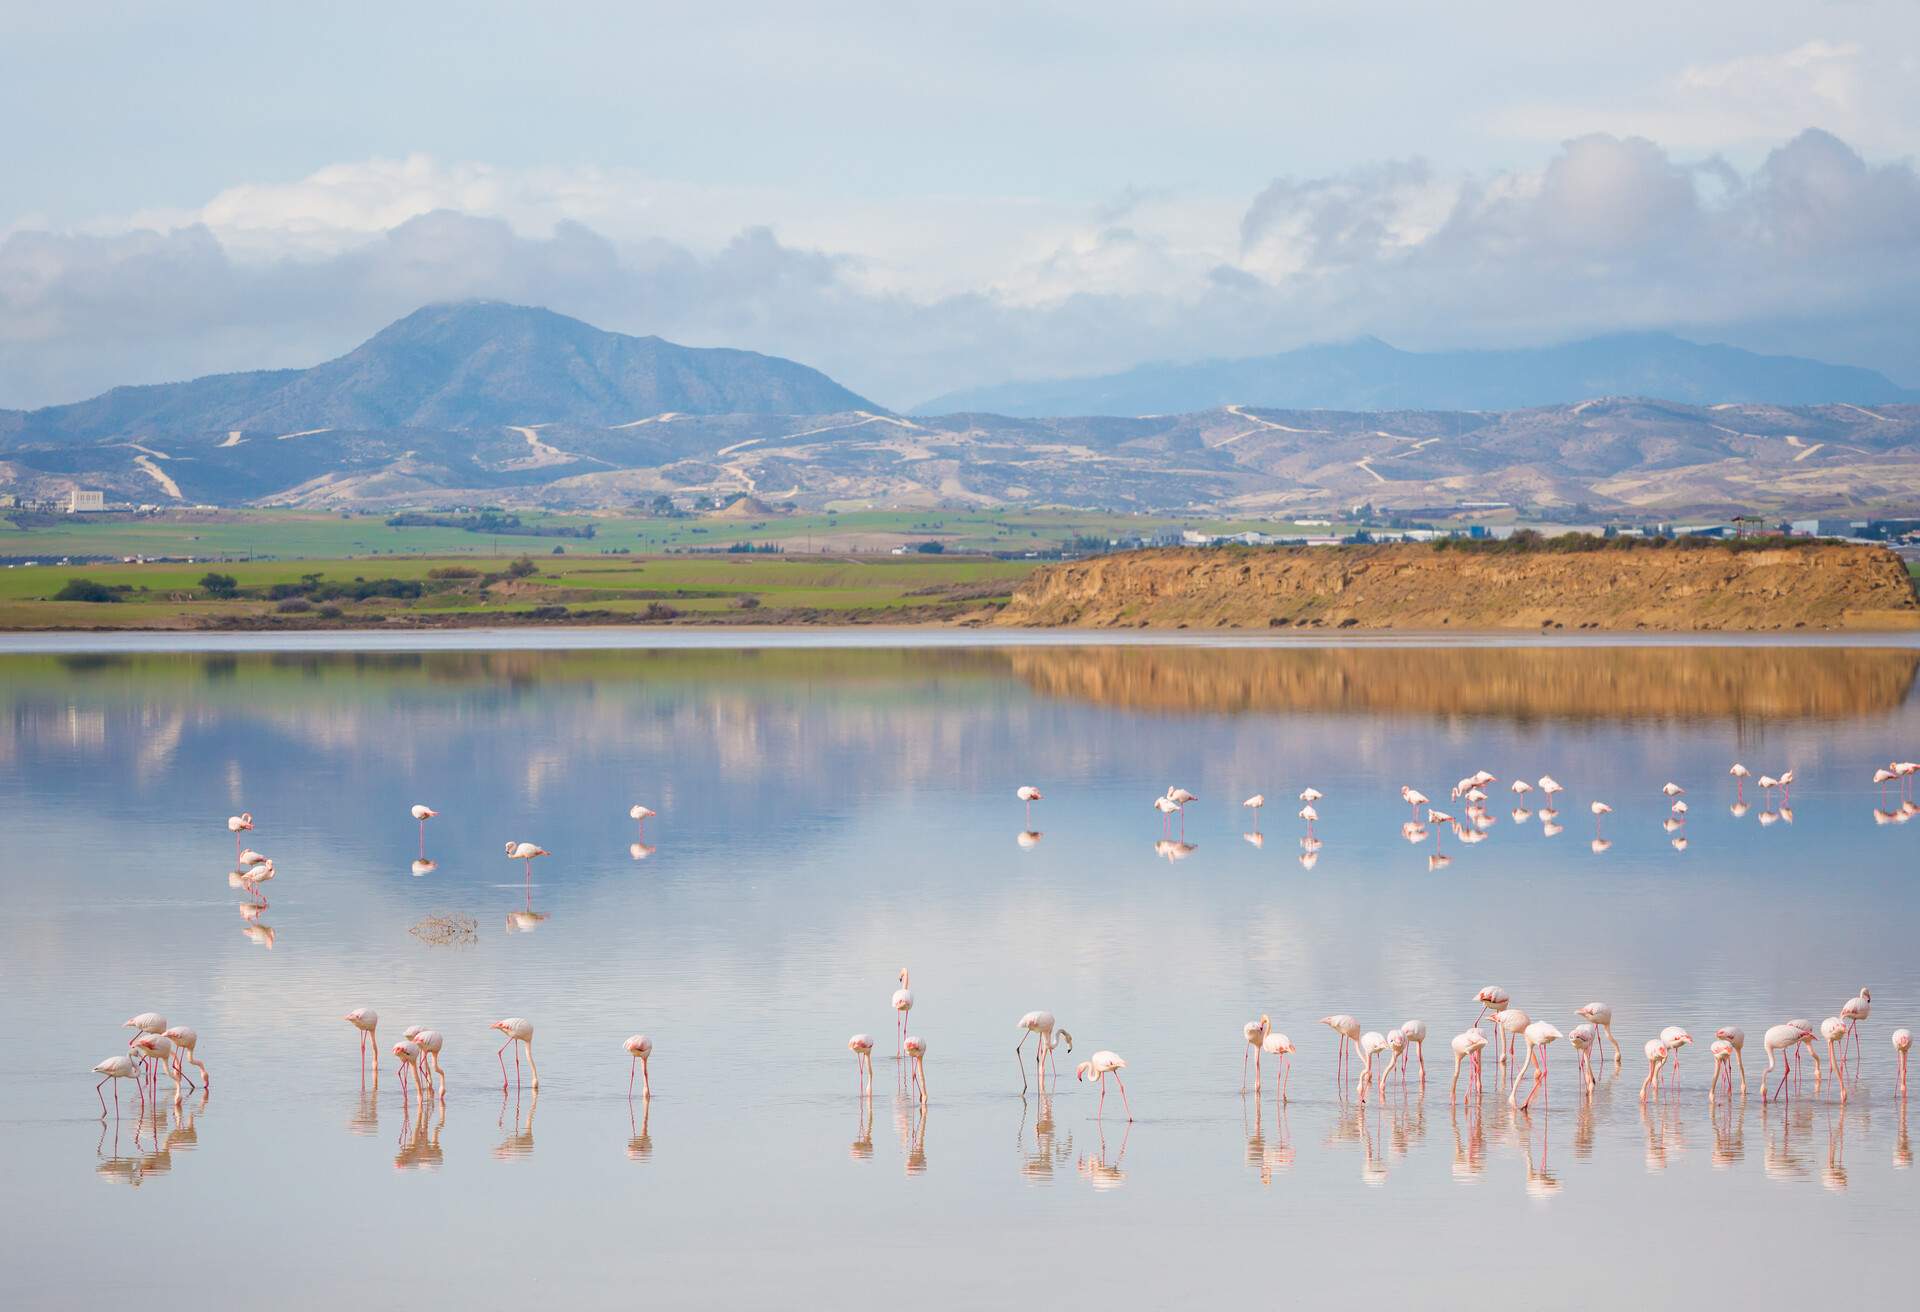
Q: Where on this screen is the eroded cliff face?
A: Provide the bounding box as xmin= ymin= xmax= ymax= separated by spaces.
xmin=994 ymin=545 xmax=1920 ymax=633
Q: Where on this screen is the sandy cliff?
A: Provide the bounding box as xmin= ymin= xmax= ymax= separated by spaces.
xmin=995 ymin=544 xmax=1920 ymax=632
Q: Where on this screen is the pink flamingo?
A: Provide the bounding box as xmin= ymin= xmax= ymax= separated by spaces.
xmin=1450 ymin=1030 xmax=1488 ymax=1102
xmin=1577 ymin=1002 xmax=1621 ymax=1064
xmin=1153 ymin=794 xmax=1183 ymax=836
xmin=410 ymin=804 xmax=438 ymax=856
xmin=1017 ymin=786 xmax=1043 ymax=827
xmin=629 ymin=804 xmax=657 ymax=838
xmin=1893 ymin=1029 xmax=1911 ymax=1095
xmin=892 ymin=969 xmax=913 ymax=1058
xmin=848 ymin=1034 xmax=876 ymax=1095
xmin=1569 ymin=1024 xmax=1598 ymax=1094
xmin=1715 ymin=1026 xmax=1747 ymax=1093
xmin=1298 ymin=803 xmax=1318 ymax=839
xmin=93 ymin=1054 xmax=144 ymax=1118
xmin=1819 ymin=1018 xmax=1850 ymax=1099
xmin=1494 ymin=1007 xmax=1531 ymax=1066
xmin=345 ymin=1008 xmax=379 ymax=1084
xmin=393 ymin=1039 xmax=424 ymax=1103
xmin=1511 ymin=1022 xmax=1561 ymax=1110
xmin=1659 ymin=1027 xmax=1692 ymax=1086
xmin=504 ymin=842 xmax=550 ymax=883
xmin=491 ymin=1018 xmax=538 ymax=1090
xmin=162 ymin=1026 xmax=208 ymax=1089
xmin=226 ymin=812 xmax=253 ymax=859
xmin=1400 ymin=1019 xmax=1428 ymax=1085
xmin=1261 ymin=1032 xmax=1295 ymax=1104
xmin=625 ymin=1034 xmax=654 ymax=1098
xmin=407 ymin=1027 xmax=445 ymax=1096
xmin=1728 ymin=763 xmax=1749 ymax=802
xmin=1320 ymin=1014 xmax=1362 ymax=1083
xmin=1401 ymin=786 xmax=1429 ymax=819
xmin=1076 ymin=1050 xmax=1131 ymax=1121
xmin=1841 ymin=988 xmax=1870 ymax=1067
xmin=1762 ymin=1022 xmax=1804 ymax=1102
xmin=1639 ymin=1039 xmax=1668 ymax=1102
xmin=904 ymin=1035 xmax=928 ymax=1104
xmin=1018 ymin=1011 xmax=1071 ymax=1092
xmin=1709 ymin=1039 xmax=1735 ymax=1099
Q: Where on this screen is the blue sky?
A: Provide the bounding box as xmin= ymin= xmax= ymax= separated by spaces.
xmin=3 ymin=1 xmax=1917 ymax=408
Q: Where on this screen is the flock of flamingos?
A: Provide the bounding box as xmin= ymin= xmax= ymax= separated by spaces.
xmin=86 ymin=755 xmax=1920 ymax=1133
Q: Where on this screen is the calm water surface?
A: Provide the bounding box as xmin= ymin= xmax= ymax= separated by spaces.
xmin=3 ymin=641 xmax=1917 ymax=1308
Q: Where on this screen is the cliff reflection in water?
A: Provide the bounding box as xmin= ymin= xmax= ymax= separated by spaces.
xmin=1004 ymin=646 xmax=1920 ymax=722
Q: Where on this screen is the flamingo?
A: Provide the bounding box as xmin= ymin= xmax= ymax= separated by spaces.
xmin=1715 ymin=1026 xmax=1748 ymax=1093
xmin=1640 ymin=1040 xmax=1668 ymax=1102
xmin=410 ymin=804 xmax=438 ymax=856
xmin=345 ymin=1008 xmax=379 ymax=1083
xmin=1017 ymin=786 xmax=1043 ymax=827
xmin=1297 ymin=803 xmax=1318 ymax=838
xmin=1242 ymin=1014 xmax=1271 ymax=1091
xmin=1841 ymin=988 xmax=1870 ymax=1066
xmin=409 ymin=1028 xmax=445 ymax=1095
xmin=1153 ymin=795 xmax=1183 ymax=835
xmin=1576 ymin=1003 xmax=1622 ymax=1065
xmin=226 ymin=812 xmax=253 ymax=859
xmin=1261 ymin=1032 xmax=1295 ymax=1104
xmin=1166 ymin=786 xmax=1198 ymax=806
xmin=131 ymin=1035 xmax=181 ymax=1102
xmin=1893 ymin=1028 xmax=1911 ymax=1095
xmin=1018 ymin=1011 xmax=1071 ymax=1092
xmin=1242 ymin=795 xmax=1265 ymax=831
xmin=1729 ymin=763 xmax=1749 ymax=802
xmin=124 ymin=1012 xmax=167 ymax=1047
xmin=629 ymin=805 xmax=657 ymax=839
xmin=162 ymin=1026 xmax=208 ymax=1089
xmin=1510 ymin=779 xmax=1533 ymax=799
xmin=1537 ymin=776 xmax=1564 ymax=807
xmin=504 ymin=842 xmax=550 ymax=881
xmin=624 ymin=1034 xmax=654 ymax=1098
xmin=1671 ymin=800 xmax=1688 ymax=816
xmin=1568 ymin=1024 xmax=1598 ymax=1094
xmin=1299 ymin=786 xmax=1323 ymax=804
xmin=1709 ymin=1039 xmax=1735 ymax=1098
xmin=1511 ymin=1022 xmax=1561 ymax=1110
xmin=1381 ymin=1029 xmax=1408 ymax=1093
xmin=1355 ymin=1031 xmax=1387 ymax=1103
xmin=892 ymin=969 xmax=914 ymax=1058
xmin=491 ymin=1018 xmax=538 ymax=1090
xmin=1494 ymin=1007 xmax=1532 ymax=1066
xmin=1762 ymin=1023 xmax=1803 ymax=1102
xmin=237 ymin=857 xmax=275 ymax=903
xmin=1819 ymin=1018 xmax=1850 ymax=1098
xmin=1319 ymin=1014 xmax=1362 ymax=1083
xmin=236 ymin=847 xmax=268 ymax=867
xmin=1076 ymin=1050 xmax=1131 ymax=1121
xmin=1400 ymin=1019 xmax=1428 ymax=1085
xmin=1779 ymin=769 xmax=1795 ymax=803
xmin=848 ymin=1034 xmax=875 ymax=1095
xmin=1659 ymin=1027 xmax=1692 ymax=1085
xmin=93 ymin=1054 xmax=144 ymax=1118
xmin=904 ymin=1036 xmax=928 ymax=1104
xmin=1589 ymin=800 xmax=1612 ymax=840
xmin=393 ymin=1040 xmax=425 ymax=1101
xmin=1450 ymin=1030 xmax=1488 ymax=1102
xmin=1662 ymin=782 xmax=1684 ymax=798
xmin=1402 ymin=786 xmax=1429 ymax=819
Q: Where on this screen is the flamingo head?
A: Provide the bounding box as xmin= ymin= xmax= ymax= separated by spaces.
xmin=1075 ymin=1060 xmax=1093 ymax=1083
xmin=1056 ymin=1028 xmax=1073 ymax=1052
xmin=898 ymin=968 xmax=909 ymax=986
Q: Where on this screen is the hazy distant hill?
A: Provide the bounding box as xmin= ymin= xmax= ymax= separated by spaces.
xmin=915 ymin=334 xmax=1920 ymax=416
xmin=4 ymin=302 xmax=874 ymax=440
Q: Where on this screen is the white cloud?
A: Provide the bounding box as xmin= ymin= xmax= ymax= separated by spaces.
xmin=3 ymin=129 xmax=1918 ymax=412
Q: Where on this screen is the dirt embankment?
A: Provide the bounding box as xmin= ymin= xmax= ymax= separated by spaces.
xmin=995 ymin=544 xmax=1920 ymax=632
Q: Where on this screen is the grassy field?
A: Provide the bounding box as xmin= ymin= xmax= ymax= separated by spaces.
xmin=0 ymin=506 xmax=1334 ymax=561
xmin=0 ymin=552 xmax=1040 ymax=629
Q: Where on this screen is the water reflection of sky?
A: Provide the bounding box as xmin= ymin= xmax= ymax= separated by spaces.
xmin=2 ymin=642 xmax=1917 ymax=1307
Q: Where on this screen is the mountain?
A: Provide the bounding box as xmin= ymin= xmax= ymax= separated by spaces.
xmin=915 ymin=334 xmax=1920 ymax=416
xmin=4 ymin=302 xmax=874 ymax=440
xmin=6 ymin=391 xmax=1919 ymax=518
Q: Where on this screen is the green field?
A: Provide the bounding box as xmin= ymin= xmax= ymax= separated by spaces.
xmin=0 ymin=551 xmax=1040 ymax=630
xmin=0 ymin=506 xmax=1334 ymax=562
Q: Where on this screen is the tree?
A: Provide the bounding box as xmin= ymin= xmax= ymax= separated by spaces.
xmin=914 ymin=540 xmax=945 ymax=554
xmin=54 ymin=577 xmax=120 ymax=603
xmin=505 ymin=555 xmax=538 ymax=578
xmin=199 ymin=572 xmax=239 ymax=598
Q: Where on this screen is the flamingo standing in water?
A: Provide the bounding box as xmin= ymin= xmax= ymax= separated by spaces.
xmin=409 ymin=1028 xmax=445 ymax=1095
xmin=1018 ymin=1011 xmax=1071 ymax=1092
xmin=1450 ymin=1030 xmax=1488 ymax=1102
xmin=1537 ymin=776 xmax=1564 ymax=810
xmin=393 ymin=1039 xmax=425 ymax=1102
xmin=848 ymin=1034 xmax=875 ymax=1095
xmin=1819 ymin=1018 xmax=1850 ymax=1099
xmin=1893 ymin=1029 xmax=1911 ymax=1095
xmin=1320 ymin=1014 xmax=1363 ymax=1083
xmin=904 ymin=1036 xmax=928 ymax=1104
xmin=624 ymin=1034 xmax=654 ymax=1097
xmin=1762 ymin=1023 xmax=1804 ymax=1102
xmin=131 ymin=1035 xmax=181 ymax=1103
xmin=1153 ymin=795 xmax=1183 ymax=835
xmin=629 ymin=805 xmax=657 ymax=839
xmin=1494 ymin=1008 xmax=1532 ymax=1066
xmin=1472 ymin=987 xmax=1510 ymax=1037
xmin=1589 ymin=800 xmax=1612 ymax=839
xmin=1715 ymin=1026 xmax=1748 ymax=1092
xmin=410 ymin=804 xmax=438 ymax=856
xmin=504 ymin=842 xmax=549 ymax=882
xmin=1659 ymin=1027 xmax=1692 ymax=1086
xmin=345 ymin=1008 xmax=379 ymax=1083
xmin=1662 ymin=782 xmax=1685 ymax=799
xmin=1242 ymin=1014 xmax=1271 ymax=1091
xmin=1402 ymin=787 xmax=1429 ymax=820
xmin=1640 ymin=1040 xmax=1669 ymax=1102
xmin=93 ymin=1054 xmax=144 ymax=1117
xmin=1297 ymin=803 xmax=1318 ymax=839
xmin=162 ymin=1026 xmax=208 ymax=1089
xmin=1355 ymin=1031 xmax=1387 ymax=1102
xmin=1568 ymin=1024 xmax=1598 ymax=1094
xmin=892 ymin=969 xmax=914 ymax=1057
xmin=1709 ymin=1039 xmax=1735 ymax=1098
xmin=1017 ymin=786 xmax=1043 ymax=827
xmin=1076 ymin=1050 xmax=1131 ymax=1121
xmin=1400 ymin=1019 xmax=1428 ymax=1085
xmin=1729 ymin=763 xmax=1750 ymax=802
xmin=1841 ymin=988 xmax=1870 ymax=1067
xmin=1577 ymin=1002 xmax=1622 ymax=1065
xmin=491 ymin=1018 xmax=538 ymax=1090
xmin=1381 ymin=1029 xmax=1408 ymax=1092
xmin=226 ymin=812 xmax=254 ymax=859
xmin=1261 ymin=1032 xmax=1295 ymax=1104
xmin=1511 ymin=1022 xmax=1561 ymax=1110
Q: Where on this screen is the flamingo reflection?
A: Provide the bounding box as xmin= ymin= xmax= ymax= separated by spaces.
xmin=1076 ymin=1121 xmax=1128 ymax=1190
xmin=630 ymin=1096 xmax=655 ymax=1164
xmin=495 ymin=1088 xmax=538 ymax=1159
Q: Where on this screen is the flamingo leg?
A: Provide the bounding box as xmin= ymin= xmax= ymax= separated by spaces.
xmin=1018 ymin=1032 xmax=1031 ymax=1095
xmin=1113 ymin=1073 xmax=1133 ymax=1121
xmin=642 ymin=1056 xmax=650 ymax=1099
xmin=96 ymin=1076 xmax=109 ymax=1117
xmin=497 ymin=1039 xmax=511 ymax=1090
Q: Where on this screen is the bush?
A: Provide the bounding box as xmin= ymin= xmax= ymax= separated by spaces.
xmin=427 ymin=565 xmax=481 ymax=580
xmin=526 ymin=605 xmax=569 ymax=620
xmin=275 ymin=598 xmax=312 ymax=614
xmin=642 ymin=602 xmax=680 ymax=621
xmin=733 ymin=595 xmax=762 ymax=610
xmin=914 ymin=541 xmax=946 ymax=554
xmin=54 ymin=578 xmax=120 ymax=603
xmin=199 ymin=572 xmax=240 ymax=598
xmin=315 ymin=603 xmax=344 ymax=620
xmin=506 ymin=555 xmax=538 ymax=579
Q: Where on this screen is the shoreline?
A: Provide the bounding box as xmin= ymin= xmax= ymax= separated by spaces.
xmin=6 ymin=624 xmax=1920 ymax=653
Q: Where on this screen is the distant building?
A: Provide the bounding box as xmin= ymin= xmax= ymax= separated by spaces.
xmin=67 ymin=489 xmax=105 ymax=513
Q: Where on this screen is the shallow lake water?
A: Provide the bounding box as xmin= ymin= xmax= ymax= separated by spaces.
xmin=3 ymin=639 xmax=1917 ymax=1308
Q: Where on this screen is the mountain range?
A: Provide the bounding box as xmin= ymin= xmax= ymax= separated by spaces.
xmin=4 ymin=303 xmax=1920 ymax=517
xmin=916 ymin=334 xmax=1920 ymax=416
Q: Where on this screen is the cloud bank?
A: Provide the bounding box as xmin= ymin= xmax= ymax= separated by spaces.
xmin=4 ymin=128 xmax=1917 ymax=412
